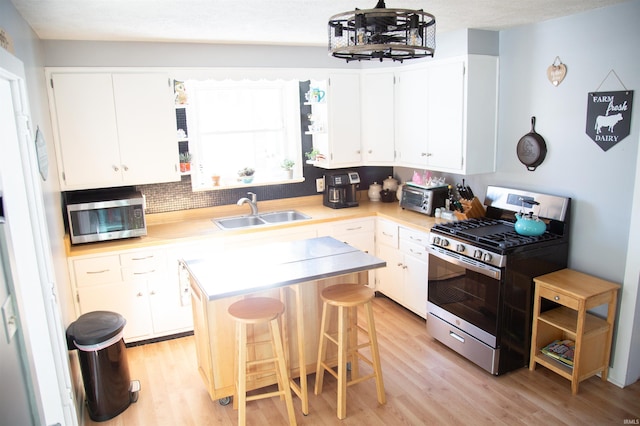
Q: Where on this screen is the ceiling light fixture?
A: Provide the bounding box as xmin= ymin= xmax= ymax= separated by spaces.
xmin=328 ymin=0 xmax=436 ymax=62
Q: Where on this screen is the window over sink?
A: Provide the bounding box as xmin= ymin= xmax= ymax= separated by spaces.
xmin=183 ymin=78 xmax=303 ymax=191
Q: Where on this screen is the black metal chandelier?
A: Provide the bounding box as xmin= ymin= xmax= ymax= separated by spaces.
xmin=328 ymin=0 xmax=436 ymax=62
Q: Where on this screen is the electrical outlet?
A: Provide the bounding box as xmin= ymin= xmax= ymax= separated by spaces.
xmin=316 ymin=177 xmax=325 ymax=193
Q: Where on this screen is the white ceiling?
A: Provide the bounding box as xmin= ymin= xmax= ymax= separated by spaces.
xmin=10 ymin=0 xmax=628 ymax=46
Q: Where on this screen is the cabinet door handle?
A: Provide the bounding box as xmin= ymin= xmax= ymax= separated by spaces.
xmin=86 ymin=269 xmax=110 ymax=274
xmin=136 ymin=292 xmax=144 ymax=297
xmin=112 ymin=165 xmax=119 ymax=172
xmin=123 ymin=165 xmax=129 ymax=172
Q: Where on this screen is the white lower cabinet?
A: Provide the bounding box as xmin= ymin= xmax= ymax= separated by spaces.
xmin=71 ymin=248 xmax=193 ymax=342
xmin=318 ymin=218 xmax=376 ymax=287
xmin=375 ymin=219 xmax=428 ymax=318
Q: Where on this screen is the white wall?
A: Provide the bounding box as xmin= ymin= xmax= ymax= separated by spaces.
xmin=480 ymin=0 xmax=640 ymax=386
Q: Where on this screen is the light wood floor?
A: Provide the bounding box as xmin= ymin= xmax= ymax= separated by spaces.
xmin=85 ymin=296 xmax=640 ymax=425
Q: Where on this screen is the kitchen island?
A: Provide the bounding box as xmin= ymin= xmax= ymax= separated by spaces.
xmin=182 ymin=236 xmax=386 ymax=404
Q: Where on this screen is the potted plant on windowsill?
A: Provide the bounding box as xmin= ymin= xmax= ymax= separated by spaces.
xmin=281 ymin=158 xmax=295 ymax=179
xmin=237 ymin=167 xmax=255 ymax=183
xmin=179 ymin=152 xmax=192 ymax=172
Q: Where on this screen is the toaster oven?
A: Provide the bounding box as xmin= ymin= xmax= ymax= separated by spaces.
xmin=400 ymin=184 xmax=448 ymax=216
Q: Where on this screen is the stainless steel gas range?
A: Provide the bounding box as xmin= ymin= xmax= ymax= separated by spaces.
xmin=426 ymin=186 xmax=571 ymax=375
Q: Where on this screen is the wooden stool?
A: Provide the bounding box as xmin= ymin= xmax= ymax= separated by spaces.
xmin=228 ymin=297 xmax=297 ymax=426
xmin=279 ymin=285 xmax=309 ymax=415
xmin=314 ymin=284 xmax=385 ymax=419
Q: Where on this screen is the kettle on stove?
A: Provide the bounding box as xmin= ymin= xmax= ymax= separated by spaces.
xmin=514 ymin=199 xmax=546 ymax=236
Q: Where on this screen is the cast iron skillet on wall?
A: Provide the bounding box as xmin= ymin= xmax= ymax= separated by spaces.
xmin=516 ymin=116 xmax=547 ymax=171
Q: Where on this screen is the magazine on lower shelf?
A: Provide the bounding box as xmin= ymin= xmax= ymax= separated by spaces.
xmin=541 ymin=339 xmax=575 ymax=367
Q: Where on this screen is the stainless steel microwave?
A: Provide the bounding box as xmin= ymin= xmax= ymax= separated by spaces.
xmin=66 ymin=190 xmax=146 ymax=244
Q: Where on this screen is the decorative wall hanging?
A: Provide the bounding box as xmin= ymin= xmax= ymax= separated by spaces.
xmin=547 ymin=56 xmax=567 ymax=87
xmin=34 ymin=127 xmax=48 ymax=181
xmin=585 ymin=70 xmax=634 ymax=152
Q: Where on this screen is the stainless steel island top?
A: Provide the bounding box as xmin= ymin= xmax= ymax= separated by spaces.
xmin=182 ymin=236 xmax=386 ymax=301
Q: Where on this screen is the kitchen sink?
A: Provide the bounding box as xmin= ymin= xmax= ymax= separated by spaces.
xmin=213 ymin=210 xmax=311 ymax=230
xmin=259 ymin=210 xmax=311 ymax=223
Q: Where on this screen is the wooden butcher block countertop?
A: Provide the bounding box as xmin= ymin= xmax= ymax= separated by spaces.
xmin=66 ymin=192 xmax=441 ymax=257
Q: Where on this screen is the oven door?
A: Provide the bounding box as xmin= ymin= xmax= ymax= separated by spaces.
xmin=427 ymin=245 xmax=502 ymax=348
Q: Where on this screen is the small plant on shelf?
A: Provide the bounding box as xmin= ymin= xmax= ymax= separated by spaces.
xmin=179 ymin=152 xmax=192 ymax=172
xmin=281 ymin=158 xmax=295 ymax=179
xmin=305 ymin=149 xmax=325 ymax=163
xmin=281 ymin=158 xmax=295 ymax=171
xmin=237 ymin=167 xmax=255 ymax=183
xmin=305 ymin=149 xmax=319 ymax=162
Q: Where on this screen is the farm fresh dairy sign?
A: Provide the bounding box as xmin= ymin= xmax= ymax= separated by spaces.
xmin=586 ymin=90 xmax=634 ymax=151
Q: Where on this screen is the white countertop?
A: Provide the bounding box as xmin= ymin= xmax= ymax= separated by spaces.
xmin=183 ymin=236 xmax=386 ymax=300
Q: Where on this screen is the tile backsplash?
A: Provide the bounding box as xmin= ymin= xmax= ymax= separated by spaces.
xmin=136 ymin=166 xmax=393 ymax=215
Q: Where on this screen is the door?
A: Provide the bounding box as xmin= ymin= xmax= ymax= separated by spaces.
xmin=0 ymin=197 xmax=37 ymax=425
xmin=1 ymin=56 xmax=76 ymax=424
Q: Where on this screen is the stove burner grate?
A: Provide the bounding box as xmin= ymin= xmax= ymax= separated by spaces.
xmin=432 ymin=218 xmax=563 ymax=250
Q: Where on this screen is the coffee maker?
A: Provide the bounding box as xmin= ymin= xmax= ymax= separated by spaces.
xmin=323 ymin=171 xmax=360 ymax=209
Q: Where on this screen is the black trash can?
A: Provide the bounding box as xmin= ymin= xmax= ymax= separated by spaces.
xmin=67 ymin=311 xmax=139 ymax=422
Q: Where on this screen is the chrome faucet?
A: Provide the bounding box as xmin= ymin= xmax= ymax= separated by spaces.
xmin=237 ymin=192 xmax=258 ymax=216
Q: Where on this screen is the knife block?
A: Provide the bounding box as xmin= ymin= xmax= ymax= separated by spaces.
xmin=454 ymin=197 xmax=485 ymax=220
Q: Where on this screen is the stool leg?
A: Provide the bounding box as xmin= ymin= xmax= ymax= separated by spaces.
xmin=237 ymin=322 xmax=248 ymax=426
xmin=364 ymin=301 xmax=386 ymax=405
xmin=314 ymin=301 xmax=329 ymax=395
xmin=271 ymin=318 xmax=297 ymax=426
xmin=292 ymin=286 xmax=309 ymax=415
xmin=337 ymin=305 xmax=348 ymax=420
xmin=348 ymin=306 xmax=360 ymax=380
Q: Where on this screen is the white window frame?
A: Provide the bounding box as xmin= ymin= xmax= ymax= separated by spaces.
xmin=185 ymin=78 xmax=303 ymax=191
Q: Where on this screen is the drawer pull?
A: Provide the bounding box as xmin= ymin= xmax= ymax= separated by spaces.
xmin=133 ymin=269 xmax=156 ymax=275
xmin=554 ymin=296 xmax=560 ymax=301
xmin=136 ymin=292 xmax=144 ymax=297
xmin=449 ymin=331 xmax=465 ymax=343
xmin=410 ymin=235 xmax=424 ymax=242
xmin=345 ymin=226 xmax=363 ymax=231
xmin=131 ymin=255 xmax=154 ymax=261
xmin=86 ymin=269 xmax=110 ymax=274
xmin=409 ymin=248 xmax=423 ymax=256
xmin=382 ymin=231 xmax=394 ymax=237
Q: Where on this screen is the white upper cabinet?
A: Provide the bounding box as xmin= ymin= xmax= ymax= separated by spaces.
xmin=48 ymin=71 xmax=180 ymax=190
xmin=360 ymin=71 xmax=395 ymax=165
xmin=313 ymin=73 xmax=362 ymax=168
xmin=394 ymin=65 xmax=429 ymax=168
xmin=394 ymin=55 xmax=498 ymax=175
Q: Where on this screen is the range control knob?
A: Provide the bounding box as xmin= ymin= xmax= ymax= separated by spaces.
xmin=473 ymin=250 xmax=483 ymax=259
xmin=455 ymin=244 xmax=465 ymax=253
xmin=432 ymin=236 xmax=441 ymax=245
xmin=439 ymin=238 xmax=449 ymax=247
xmin=483 ymin=252 xmax=493 ymax=263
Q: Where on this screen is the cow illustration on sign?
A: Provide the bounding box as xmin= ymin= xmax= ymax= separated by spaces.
xmin=585 ymin=90 xmax=634 ymax=152
xmin=595 ymin=113 xmax=623 ymax=134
